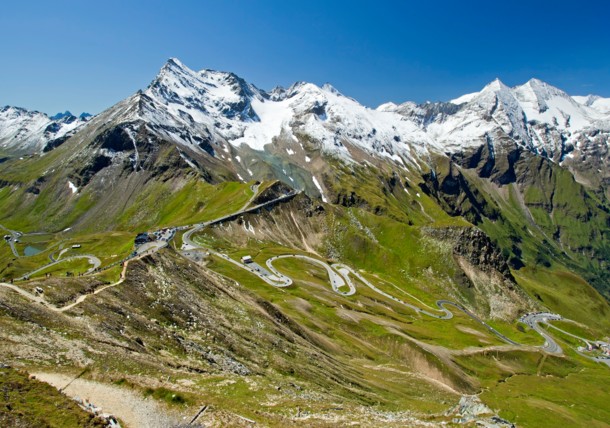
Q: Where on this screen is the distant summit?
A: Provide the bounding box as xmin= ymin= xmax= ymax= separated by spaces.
xmin=50 ymin=111 xmax=74 ymax=121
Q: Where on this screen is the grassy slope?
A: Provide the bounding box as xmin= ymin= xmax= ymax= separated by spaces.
xmin=186 ymin=161 xmax=610 ymax=426
xmin=514 ymin=268 xmax=610 ymax=334
xmin=197 ymin=224 xmax=610 ymax=426
xmin=0 ymin=180 xmax=255 ymax=280
xmin=0 ymin=366 xmax=105 ymax=427
xmin=461 ymin=161 xmax=610 ymax=300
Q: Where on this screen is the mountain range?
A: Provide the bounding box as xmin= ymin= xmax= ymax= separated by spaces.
xmin=3 ymin=58 xmax=610 ymax=193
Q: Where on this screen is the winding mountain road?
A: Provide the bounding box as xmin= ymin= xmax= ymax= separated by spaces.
xmin=267 ymin=255 xmax=353 ymax=295
xmin=333 ymin=263 xmax=451 ymax=319
xmin=520 ymin=313 xmax=563 ymax=354
xmin=181 ymin=233 xmax=547 ymax=350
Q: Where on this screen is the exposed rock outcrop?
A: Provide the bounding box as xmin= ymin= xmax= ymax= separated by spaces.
xmin=424 ymin=226 xmax=535 ymax=320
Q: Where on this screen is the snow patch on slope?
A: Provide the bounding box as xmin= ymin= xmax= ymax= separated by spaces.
xmin=312 ymin=176 xmax=328 ymax=203
xmin=451 ymin=91 xmax=480 ymax=105
xmin=232 ymin=98 xmax=292 ymax=150
xmin=68 ymin=181 xmax=78 ymax=194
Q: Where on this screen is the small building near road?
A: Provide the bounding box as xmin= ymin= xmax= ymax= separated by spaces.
xmin=72 ymin=244 xmax=81 ymax=249
xmin=241 ymin=255 xmax=253 ymax=264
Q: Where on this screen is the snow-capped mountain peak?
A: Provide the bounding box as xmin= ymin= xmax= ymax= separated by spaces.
xmin=376 ymin=101 xmax=399 ymax=112
xmin=0 ymin=106 xmax=88 ymax=155
xmin=481 ymin=78 xmax=510 ymax=93
xmin=513 ymin=78 xmax=601 ymax=130
xmin=146 ymin=58 xmax=264 ymax=124
xmin=321 ymin=83 xmax=341 ymax=96
xmin=50 ymin=111 xmax=74 ymax=121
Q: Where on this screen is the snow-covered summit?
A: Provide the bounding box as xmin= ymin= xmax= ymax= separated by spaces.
xmin=512 ymin=78 xmax=601 ymax=130
xmin=366 ymin=77 xmax=610 ymax=167
xmin=446 ymin=78 xmax=609 ymax=130
xmin=0 ymin=106 xmax=88 ymax=154
xmin=114 ymin=58 xmax=431 ymax=160
xmin=147 ymin=57 xmax=264 ymax=121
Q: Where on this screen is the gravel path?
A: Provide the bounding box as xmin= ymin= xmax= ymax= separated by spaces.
xmin=33 ymin=372 xmax=187 ymax=428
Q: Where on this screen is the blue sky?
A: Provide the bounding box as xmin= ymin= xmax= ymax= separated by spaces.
xmin=1 ymin=0 xmax=609 ymax=114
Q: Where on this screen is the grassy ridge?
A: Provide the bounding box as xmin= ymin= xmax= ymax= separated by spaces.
xmin=0 ymin=366 xmax=106 ymax=427
xmin=514 ymin=268 xmax=610 ymax=334
xmin=0 ymin=180 xmax=257 ymax=280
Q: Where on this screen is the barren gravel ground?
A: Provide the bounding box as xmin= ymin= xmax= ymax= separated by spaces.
xmin=33 ymin=372 xmax=189 ymax=428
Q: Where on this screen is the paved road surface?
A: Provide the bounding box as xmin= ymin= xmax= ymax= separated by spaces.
xmin=181 ymin=191 xmax=300 ymax=236
xmin=333 ymin=263 xmax=451 ymax=318
xmin=438 ymin=300 xmax=520 ymax=346
xmin=238 ymin=183 xmax=260 ymax=212
xmin=0 ymin=224 xmax=21 ymax=258
xmin=520 ymin=313 xmax=563 ymax=354
xmin=268 ymin=255 xmax=352 ymax=295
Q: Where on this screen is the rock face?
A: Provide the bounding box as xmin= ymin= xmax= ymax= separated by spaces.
xmin=252 ymin=180 xmax=293 ymax=204
xmin=424 ymin=226 xmax=534 ymax=320
xmin=452 ymin=228 xmax=514 ymax=282
xmin=209 ymin=193 xmax=326 ymax=253
xmin=424 ymin=227 xmax=512 ymax=280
